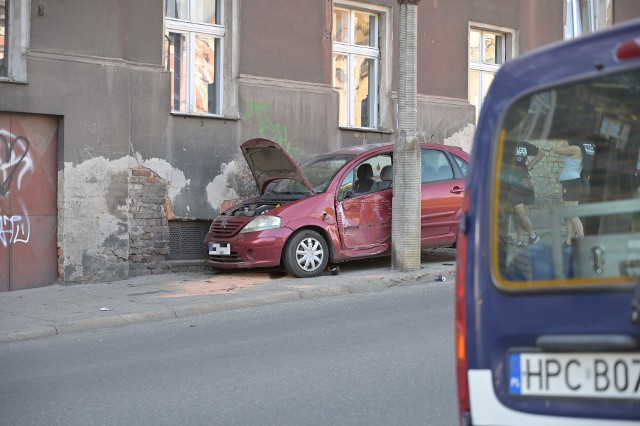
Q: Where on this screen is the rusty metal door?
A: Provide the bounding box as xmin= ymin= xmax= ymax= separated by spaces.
xmin=0 ymin=113 xmax=58 ymax=291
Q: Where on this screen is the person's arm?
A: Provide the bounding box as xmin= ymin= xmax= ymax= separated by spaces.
xmin=553 ymin=140 xmax=581 ymax=157
xmin=527 ymin=150 xmax=545 ymax=171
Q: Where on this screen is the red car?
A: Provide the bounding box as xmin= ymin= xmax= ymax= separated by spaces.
xmin=205 ymin=138 xmax=469 ymax=277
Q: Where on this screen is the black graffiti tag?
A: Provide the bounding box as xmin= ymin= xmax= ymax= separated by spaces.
xmin=0 ymin=134 xmax=30 ymax=197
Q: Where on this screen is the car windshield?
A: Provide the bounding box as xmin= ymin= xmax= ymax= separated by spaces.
xmin=267 ymin=154 xmax=354 ymax=194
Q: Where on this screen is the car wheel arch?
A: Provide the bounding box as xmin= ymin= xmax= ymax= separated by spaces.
xmin=281 ymin=225 xmax=335 ymax=266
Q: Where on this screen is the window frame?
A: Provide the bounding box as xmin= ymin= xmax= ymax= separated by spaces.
xmin=0 ymin=0 xmax=29 ymax=83
xmin=338 ymin=153 xmax=393 ymax=199
xmin=468 ymin=23 xmax=516 ymax=123
xmin=490 ymin=68 xmax=640 ymax=291
xmin=333 ymin=1 xmax=387 ymax=130
xmin=564 ymin=0 xmax=614 ymax=40
xmin=164 ymin=0 xmax=225 ymax=116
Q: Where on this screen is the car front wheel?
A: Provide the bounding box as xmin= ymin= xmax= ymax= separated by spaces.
xmin=283 ymin=230 xmax=329 ymax=278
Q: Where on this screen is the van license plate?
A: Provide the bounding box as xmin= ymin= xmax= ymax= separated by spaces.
xmin=509 ymin=352 xmax=640 ymax=399
xmin=209 ymin=242 xmax=231 ymax=255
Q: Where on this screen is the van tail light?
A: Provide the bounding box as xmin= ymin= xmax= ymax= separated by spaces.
xmin=455 ymin=188 xmax=471 ymax=425
xmin=616 ymin=37 xmax=640 ymax=61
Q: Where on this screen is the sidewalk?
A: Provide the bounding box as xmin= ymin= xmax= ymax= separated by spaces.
xmin=0 ymin=249 xmax=457 ymax=343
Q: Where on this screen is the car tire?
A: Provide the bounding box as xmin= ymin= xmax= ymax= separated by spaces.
xmin=283 ymin=230 xmax=329 ymax=278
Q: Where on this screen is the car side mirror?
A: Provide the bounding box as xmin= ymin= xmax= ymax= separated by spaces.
xmin=343 ymin=190 xmax=354 ymax=199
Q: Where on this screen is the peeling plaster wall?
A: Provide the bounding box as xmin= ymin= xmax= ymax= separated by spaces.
xmin=443 ymin=123 xmax=476 ymax=153
xmin=415 ymin=95 xmax=476 ymax=151
xmin=205 ymin=160 xmax=240 ymax=211
xmin=62 ymin=157 xmax=130 ymax=282
xmin=137 ymin=156 xmax=189 ymax=202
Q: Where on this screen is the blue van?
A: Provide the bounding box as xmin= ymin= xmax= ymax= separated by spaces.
xmin=456 ymin=20 xmax=640 ymax=425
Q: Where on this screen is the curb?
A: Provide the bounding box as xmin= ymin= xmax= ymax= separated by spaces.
xmin=0 ymin=263 xmax=453 ymax=344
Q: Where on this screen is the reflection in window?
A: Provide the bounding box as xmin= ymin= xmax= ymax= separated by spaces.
xmin=165 ymin=0 xmax=189 ymax=20
xmin=332 ymin=5 xmax=379 ymax=128
xmin=164 ymin=0 xmax=223 ymax=115
xmin=354 ymin=11 xmax=376 ymax=47
xmin=354 ymin=57 xmax=374 ymax=128
xmin=0 ymin=0 xmax=6 ymax=78
xmin=493 ymin=69 xmax=640 ymax=288
xmin=565 ymin=0 xmax=597 ymax=39
xmin=334 ymin=54 xmax=349 ymax=126
xmin=421 ymin=149 xmax=454 ymax=183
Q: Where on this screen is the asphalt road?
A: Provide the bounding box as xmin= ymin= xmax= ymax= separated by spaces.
xmin=0 ymin=281 xmax=457 ymax=426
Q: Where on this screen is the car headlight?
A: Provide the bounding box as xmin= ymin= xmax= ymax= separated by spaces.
xmin=239 ymin=215 xmax=282 ymax=233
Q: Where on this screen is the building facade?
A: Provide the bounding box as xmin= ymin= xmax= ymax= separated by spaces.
xmin=0 ymin=0 xmax=638 ymax=290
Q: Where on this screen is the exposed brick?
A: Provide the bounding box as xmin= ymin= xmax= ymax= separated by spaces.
xmin=129 ymin=167 xmax=170 ymax=274
xmin=132 ymin=169 xmax=152 ymax=177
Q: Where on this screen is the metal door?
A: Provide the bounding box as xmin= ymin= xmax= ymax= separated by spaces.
xmin=0 ymin=113 xmax=58 ymax=291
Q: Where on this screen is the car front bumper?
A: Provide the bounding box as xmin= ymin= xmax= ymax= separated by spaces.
xmin=205 ymin=227 xmax=293 ymax=269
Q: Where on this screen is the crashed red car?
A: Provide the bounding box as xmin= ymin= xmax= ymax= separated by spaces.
xmin=204 ymin=138 xmax=469 ymax=277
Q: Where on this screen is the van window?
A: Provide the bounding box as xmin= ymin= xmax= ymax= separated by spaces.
xmin=492 ymin=68 xmax=640 ymax=289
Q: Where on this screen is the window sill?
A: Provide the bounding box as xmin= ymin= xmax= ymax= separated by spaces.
xmin=0 ymin=77 xmax=28 ymax=84
xmin=170 ymin=111 xmax=241 ymax=121
xmin=339 ymin=126 xmax=394 ymax=135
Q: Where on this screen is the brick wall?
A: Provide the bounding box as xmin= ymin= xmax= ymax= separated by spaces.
xmin=128 ymin=166 xmax=171 ymax=276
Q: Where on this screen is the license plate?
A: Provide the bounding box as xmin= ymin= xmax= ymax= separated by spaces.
xmin=208 ymin=242 xmax=231 ymax=255
xmin=509 ymin=352 xmax=640 ymax=399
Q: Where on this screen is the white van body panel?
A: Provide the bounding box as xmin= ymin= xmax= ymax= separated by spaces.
xmin=468 ymin=370 xmax=640 ymax=426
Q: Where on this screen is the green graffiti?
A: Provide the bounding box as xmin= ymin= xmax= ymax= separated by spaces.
xmin=245 ymin=102 xmax=300 ymax=159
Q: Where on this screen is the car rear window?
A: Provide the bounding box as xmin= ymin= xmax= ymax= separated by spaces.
xmin=492 ymin=68 xmax=640 ymax=290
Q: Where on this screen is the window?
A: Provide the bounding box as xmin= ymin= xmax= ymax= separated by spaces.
xmin=164 ymin=0 xmax=224 ymax=115
xmin=493 ymin=68 xmax=640 ymax=287
xmin=333 ymin=4 xmax=380 ymax=129
xmin=0 ymin=0 xmax=28 ymax=82
xmin=421 ymin=149 xmax=454 ymax=183
xmin=452 ymin=154 xmax=469 ymax=178
xmin=0 ymin=1 xmax=6 ymax=77
xmin=469 ymin=27 xmax=508 ymax=123
xmin=339 ymin=154 xmax=392 ymax=198
xmin=565 ymin=0 xmax=599 ymax=39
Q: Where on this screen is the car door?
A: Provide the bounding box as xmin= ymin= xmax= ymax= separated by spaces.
xmin=336 ymin=154 xmax=393 ymax=250
xmin=420 ymin=148 xmax=465 ymax=247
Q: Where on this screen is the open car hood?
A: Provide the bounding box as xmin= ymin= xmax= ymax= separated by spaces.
xmin=240 ymin=138 xmax=315 ymax=195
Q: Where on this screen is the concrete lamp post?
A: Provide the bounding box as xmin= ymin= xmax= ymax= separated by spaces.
xmin=392 ymin=0 xmax=422 ymax=271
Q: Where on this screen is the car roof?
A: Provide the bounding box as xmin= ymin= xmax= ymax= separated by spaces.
xmin=326 ymin=142 xmax=469 ymax=159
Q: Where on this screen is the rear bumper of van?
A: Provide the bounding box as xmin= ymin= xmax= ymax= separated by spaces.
xmin=468 ymin=370 xmax=640 ymax=426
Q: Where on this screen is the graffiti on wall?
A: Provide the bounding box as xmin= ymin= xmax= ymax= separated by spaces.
xmin=0 ymin=130 xmax=33 ymax=246
xmin=245 ymin=101 xmax=300 ymax=159
xmin=1 ymin=206 xmax=31 ymax=247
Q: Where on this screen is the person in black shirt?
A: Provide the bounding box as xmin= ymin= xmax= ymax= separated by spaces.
xmin=509 ymin=141 xmax=545 ymax=246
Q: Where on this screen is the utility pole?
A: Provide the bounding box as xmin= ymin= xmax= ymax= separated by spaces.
xmin=392 ymin=0 xmax=421 ymax=271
